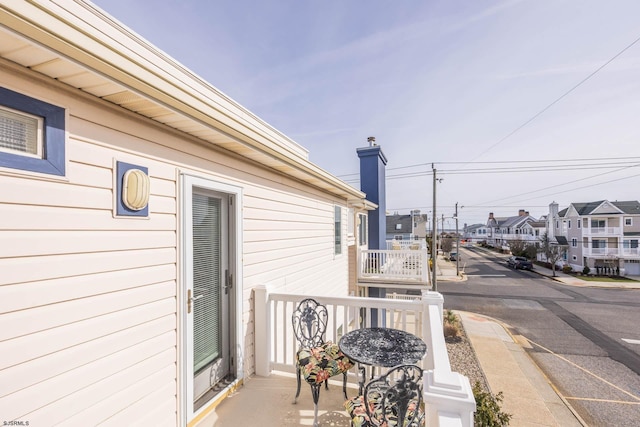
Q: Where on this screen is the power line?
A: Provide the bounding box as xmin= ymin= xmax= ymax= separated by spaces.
xmin=475 ymin=164 xmax=640 ymax=207
xmin=498 ymin=172 xmax=640 ymax=206
xmin=466 ymin=33 xmax=640 ymax=162
xmin=336 ymin=156 xmax=640 ymax=178
xmin=372 ymin=161 xmax=640 ymax=180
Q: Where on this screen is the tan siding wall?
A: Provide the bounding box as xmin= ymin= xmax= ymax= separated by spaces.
xmin=0 ymin=65 xmax=350 ymax=423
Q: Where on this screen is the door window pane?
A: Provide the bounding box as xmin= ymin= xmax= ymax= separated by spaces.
xmin=192 ymin=193 xmax=222 ymax=373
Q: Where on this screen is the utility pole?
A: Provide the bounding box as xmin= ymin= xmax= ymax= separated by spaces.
xmin=431 ymin=165 xmax=437 ymax=292
xmin=455 ymin=202 xmax=459 ymax=276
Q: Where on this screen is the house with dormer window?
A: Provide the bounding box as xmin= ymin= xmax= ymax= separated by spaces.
xmin=548 ymin=200 xmax=640 ymax=275
xmin=486 ymin=210 xmax=539 ymax=250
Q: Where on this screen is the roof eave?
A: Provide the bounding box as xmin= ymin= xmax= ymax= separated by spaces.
xmin=0 ymin=0 xmax=366 ymax=201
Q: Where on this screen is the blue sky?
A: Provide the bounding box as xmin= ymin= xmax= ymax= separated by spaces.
xmin=92 ymin=0 xmax=640 ymax=226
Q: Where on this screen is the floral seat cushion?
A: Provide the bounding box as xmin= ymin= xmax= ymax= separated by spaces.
xmin=296 ymin=341 xmax=354 ymax=384
xmin=344 ymin=393 xmax=424 ymax=427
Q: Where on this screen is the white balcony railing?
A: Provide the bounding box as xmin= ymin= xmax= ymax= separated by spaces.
xmin=583 ymin=227 xmax=621 ymax=236
xmin=358 ymin=249 xmax=429 ymax=286
xmin=386 ymin=239 xmax=426 ymax=250
xmin=621 ymin=247 xmax=640 ymax=257
xmin=254 ymin=287 xmax=475 ymax=426
xmin=585 ymin=247 xmax=620 ymax=257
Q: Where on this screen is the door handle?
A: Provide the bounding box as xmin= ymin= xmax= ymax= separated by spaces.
xmin=187 ymin=289 xmax=205 ymax=313
xmin=224 ymin=270 xmax=233 ymax=294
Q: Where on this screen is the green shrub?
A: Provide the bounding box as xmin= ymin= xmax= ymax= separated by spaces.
xmin=582 ymin=266 xmax=590 ymax=275
xmin=473 ymin=382 xmax=512 ymax=426
xmin=562 ymin=265 xmax=573 ymax=274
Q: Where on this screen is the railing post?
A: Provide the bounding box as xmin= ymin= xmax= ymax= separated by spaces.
xmin=421 ymin=249 xmax=429 ymax=286
xmin=420 ymin=290 xmax=443 ymax=371
xmin=424 ymin=370 xmax=476 ymax=427
xmin=254 ymin=285 xmax=271 ymax=377
xmin=421 ymin=290 xmax=475 ymax=426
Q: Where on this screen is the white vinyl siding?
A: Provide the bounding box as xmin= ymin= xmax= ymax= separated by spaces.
xmin=242 ymin=191 xmax=349 ymax=296
xmin=1 ymin=66 xmax=351 ymax=425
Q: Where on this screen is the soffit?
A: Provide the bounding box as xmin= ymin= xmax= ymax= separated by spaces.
xmin=0 ymin=1 xmax=365 ymax=200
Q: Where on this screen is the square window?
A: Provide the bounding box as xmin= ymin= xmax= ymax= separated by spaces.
xmin=625 ymin=217 xmax=632 ymax=226
xmin=0 ymin=87 xmax=65 ymax=176
xmin=0 ymin=106 xmax=43 ymax=157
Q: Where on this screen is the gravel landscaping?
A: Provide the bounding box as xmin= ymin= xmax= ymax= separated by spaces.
xmin=446 ymin=313 xmax=490 ymax=393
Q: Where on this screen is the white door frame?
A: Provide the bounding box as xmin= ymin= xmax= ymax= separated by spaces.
xmin=179 ymin=173 xmax=243 ymax=426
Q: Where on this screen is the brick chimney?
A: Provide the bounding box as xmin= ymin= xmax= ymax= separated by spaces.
xmin=519 ymin=209 xmax=525 ymax=216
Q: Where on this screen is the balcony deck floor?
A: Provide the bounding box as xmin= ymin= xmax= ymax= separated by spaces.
xmin=199 ymin=372 xmax=359 ymax=426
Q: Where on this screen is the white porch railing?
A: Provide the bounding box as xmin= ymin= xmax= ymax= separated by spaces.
xmin=358 ymin=249 xmax=430 ymax=286
xmin=622 ymin=247 xmax=640 ymax=257
xmin=253 ymin=287 xmax=475 ymax=426
xmin=583 ymin=227 xmax=621 ymax=236
xmin=386 ymin=239 xmax=426 ymax=250
xmin=585 ymin=247 xmax=619 ymax=256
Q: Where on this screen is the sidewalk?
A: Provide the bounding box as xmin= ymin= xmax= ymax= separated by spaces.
xmin=459 ymin=311 xmax=584 ymax=426
xmin=531 ymin=265 xmax=640 ymax=289
xmin=435 ymin=254 xmax=587 ymax=426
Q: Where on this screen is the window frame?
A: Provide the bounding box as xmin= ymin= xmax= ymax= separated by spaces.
xmin=358 ymin=213 xmax=368 ymax=246
xmin=0 ymin=87 xmax=65 ymax=176
xmin=334 ymin=206 xmax=342 ymax=255
xmin=624 ymin=217 xmax=632 ymax=226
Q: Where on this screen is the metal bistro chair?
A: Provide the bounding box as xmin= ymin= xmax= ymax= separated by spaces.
xmin=344 ymin=364 xmax=424 ymax=427
xmin=292 ymin=298 xmax=355 ymax=427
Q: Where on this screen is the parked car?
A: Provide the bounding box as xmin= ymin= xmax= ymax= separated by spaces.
xmin=507 ymin=256 xmax=533 ymax=270
xmin=449 ymin=251 xmax=458 ymax=261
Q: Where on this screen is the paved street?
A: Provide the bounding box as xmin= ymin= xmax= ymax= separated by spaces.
xmin=439 ymin=246 xmax=640 ymax=427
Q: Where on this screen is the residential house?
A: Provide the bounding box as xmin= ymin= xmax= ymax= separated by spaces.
xmin=462 ymin=223 xmax=489 ymax=244
xmin=548 ymin=200 xmax=640 ymax=275
xmin=0 ymin=2 xmax=373 ymax=425
xmin=486 ymin=210 xmax=539 ymax=250
xmin=386 ymin=210 xmax=428 ymax=243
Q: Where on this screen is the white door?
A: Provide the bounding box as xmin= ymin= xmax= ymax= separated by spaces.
xmin=183 ymin=177 xmax=234 ymax=420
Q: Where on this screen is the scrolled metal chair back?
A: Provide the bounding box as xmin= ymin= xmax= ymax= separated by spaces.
xmin=292 ymin=298 xmax=328 ymax=349
xmin=364 ymin=364 xmax=424 ymax=427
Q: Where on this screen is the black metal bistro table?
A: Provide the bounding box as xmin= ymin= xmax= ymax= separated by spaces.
xmin=338 ymin=327 xmax=427 ymax=394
